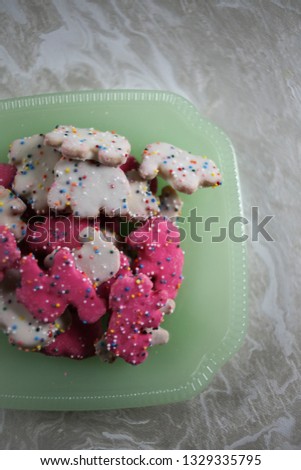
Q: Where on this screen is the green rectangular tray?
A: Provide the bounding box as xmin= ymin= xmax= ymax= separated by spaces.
xmin=0 ymin=90 xmax=247 ymax=410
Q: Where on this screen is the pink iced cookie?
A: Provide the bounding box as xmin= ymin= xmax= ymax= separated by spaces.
xmin=0 ymin=163 xmax=17 ymax=188
xmin=25 ymin=215 xmax=93 ymax=255
xmin=17 ymin=247 xmax=107 ymax=324
xmin=0 ymin=226 xmax=21 ymax=282
xmin=43 ymin=311 xmax=104 ymax=360
xmin=103 ymin=273 xmax=169 ymax=365
xmin=127 ymin=216 xmax=184 ymax=299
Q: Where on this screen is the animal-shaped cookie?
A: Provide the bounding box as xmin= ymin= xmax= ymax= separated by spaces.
xmin=159 ymin=185 xmax=183 ymax=219
xmin=44 ymin=125 xmax=131 ymax=166
xmin=43 ymin=310 xmax=104 ymax=360
xmin=73 ymin=227 xmax=120 ymax=286
xmin=0 ymin=226 xmax=21 ymax=282
xmin=0 ymin=186 xmax=27 ymax=240
xmin=0 ymin=270 xmax=66 ymax=351
xmin=17 ymin=247 xmax=107 ymax=324
xmin=139 ymin=142 xmax=222 ymax=194
xmin=101 ymin=273 xmax=169 ymax=365
xmin=8 ymin=134 xmax=61 ymax=213
xmin=48 ymin=157 xmax=131 ymax=217
xmin=127 ymin=216 xmax=184 ymax=299
xmin=126 ymin=170 xmax=160 ymax=220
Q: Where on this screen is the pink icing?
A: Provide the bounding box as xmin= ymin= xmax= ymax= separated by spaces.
xmin=0 ymin=225 xmax=21 ymax=281
xmin=43 ymin=311 xmax=103 ymax=359
xmin=127 ymin=216 xmax=184 ymax=299
xmin=105 ymin=273 xmax=169 ymax=365
xmin=25 ymin=214 xmax=94 ymax=255
xmin=17 ymin=247 xmax=107 ymax=323
xmin=0 ymin=163 xmax=17 ymax=188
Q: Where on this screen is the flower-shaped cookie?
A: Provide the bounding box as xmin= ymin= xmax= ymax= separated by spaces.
xmin=45 ymin=125 xmax=130 ymax=166
xmin=139 ymin=142 xmax=222 ymax=194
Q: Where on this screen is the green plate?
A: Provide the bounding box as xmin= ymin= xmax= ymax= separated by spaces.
xmin=0 ymin=90 xmax=247 ymax=410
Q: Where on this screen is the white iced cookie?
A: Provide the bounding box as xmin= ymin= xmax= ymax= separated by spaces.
xmin=126 ymin=170 xmax=160 ymax=220
xmin=44 ymin=228 xmax=120 ymax=285
xmin=139 ymin=142 xmax=222 ymax=194
xmin=48 ymin=157 xmax=131 ymax=217
xmin=159 ymin=185 xmax=183 ymax=219
xmin=73 ymin=227 xmax=120 ymax=286
xmin=149 ymin=327 xmax=170 ymax=346
xmin=45 ymin=125 xmax=131 ymax=166
xmin=0 ymin=271 xmax=65 ymax=351
xmin=8 ymin=134 xmax=61 ymax=213
xmin=0 ymin=185 xmax=27 ymax=240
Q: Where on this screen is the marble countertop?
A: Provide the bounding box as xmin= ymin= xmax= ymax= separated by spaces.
xmin=0 ymin=0 xmax=300 ymax=450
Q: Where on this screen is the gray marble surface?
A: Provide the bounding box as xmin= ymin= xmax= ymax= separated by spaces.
xmin=0 ymin=0 xmax=300 ymax=450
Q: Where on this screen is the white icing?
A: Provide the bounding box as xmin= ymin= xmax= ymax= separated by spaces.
xmin=8 ymin=134 xmax=61 ymax=213
xmin=126 ymin=170 xmax=160 ymax=220
xmin=0 ymin=185 xmax=27 ymax=240
xmin=149 ymin=327 xmax=169 ymax=346
xmin=139 ymin=142 xmax=222 ymax=194
xmin=73 ymin=227 xmax=120 ymax=285
xmin=47 ymin=157 xmax=131 ymax=217
xmin=44 ymin=228 xmax=120 ymax=286
xmin=0 ymin=271 xmax=65 ymax=350
xmin=45 ymin=125 xmax=131 ymax=166
xmin=159 ymin=185 xmax=183 ymax=219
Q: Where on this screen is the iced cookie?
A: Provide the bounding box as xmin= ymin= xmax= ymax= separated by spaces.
xmin=25 ymin=214 xmax=94 ymax=255
xmin=127 ymin=216 xmax=184 ymax=299
xmin=8 ymin=134 xmax=61 ymax=213
xmin=17 ymin=247 xmax=107 ymax=324
xmin=139 ymin=142 xmax=222 ymax=194
xmin=0 ymin=186 xmax=27 ymax=240
xmin=0 ymin=271 xmax=66 ymax=351
xmin=45 ymin=125 xmax=130 ymax=166
xmin=0 ymin=226 xmax=21 ymax=282
xmin=100 ymin=273 xmax=169 ymax=365
xmin=97 ymin=251 xmax=132 ymax=301
xmin=159 ymin=185 xmax=183 ymax=219
xmin=0 ymin=163 xmax=17 ymax=188
xmin=43 ymin=310 xmax=103 ymax=360
xmin=126 ymin=170 xmax=160 ymax=220
xmin=120 ymin=156 xmax=158 ymax=194
xmin=48 ymin=157 xmax=131 ymax=217
xmin=73 ymin=227 xmax=120 ymax=286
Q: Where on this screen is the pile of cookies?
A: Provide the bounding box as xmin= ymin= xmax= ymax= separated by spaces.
xmin=0 ymin=125 xmax=221 ymax=365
